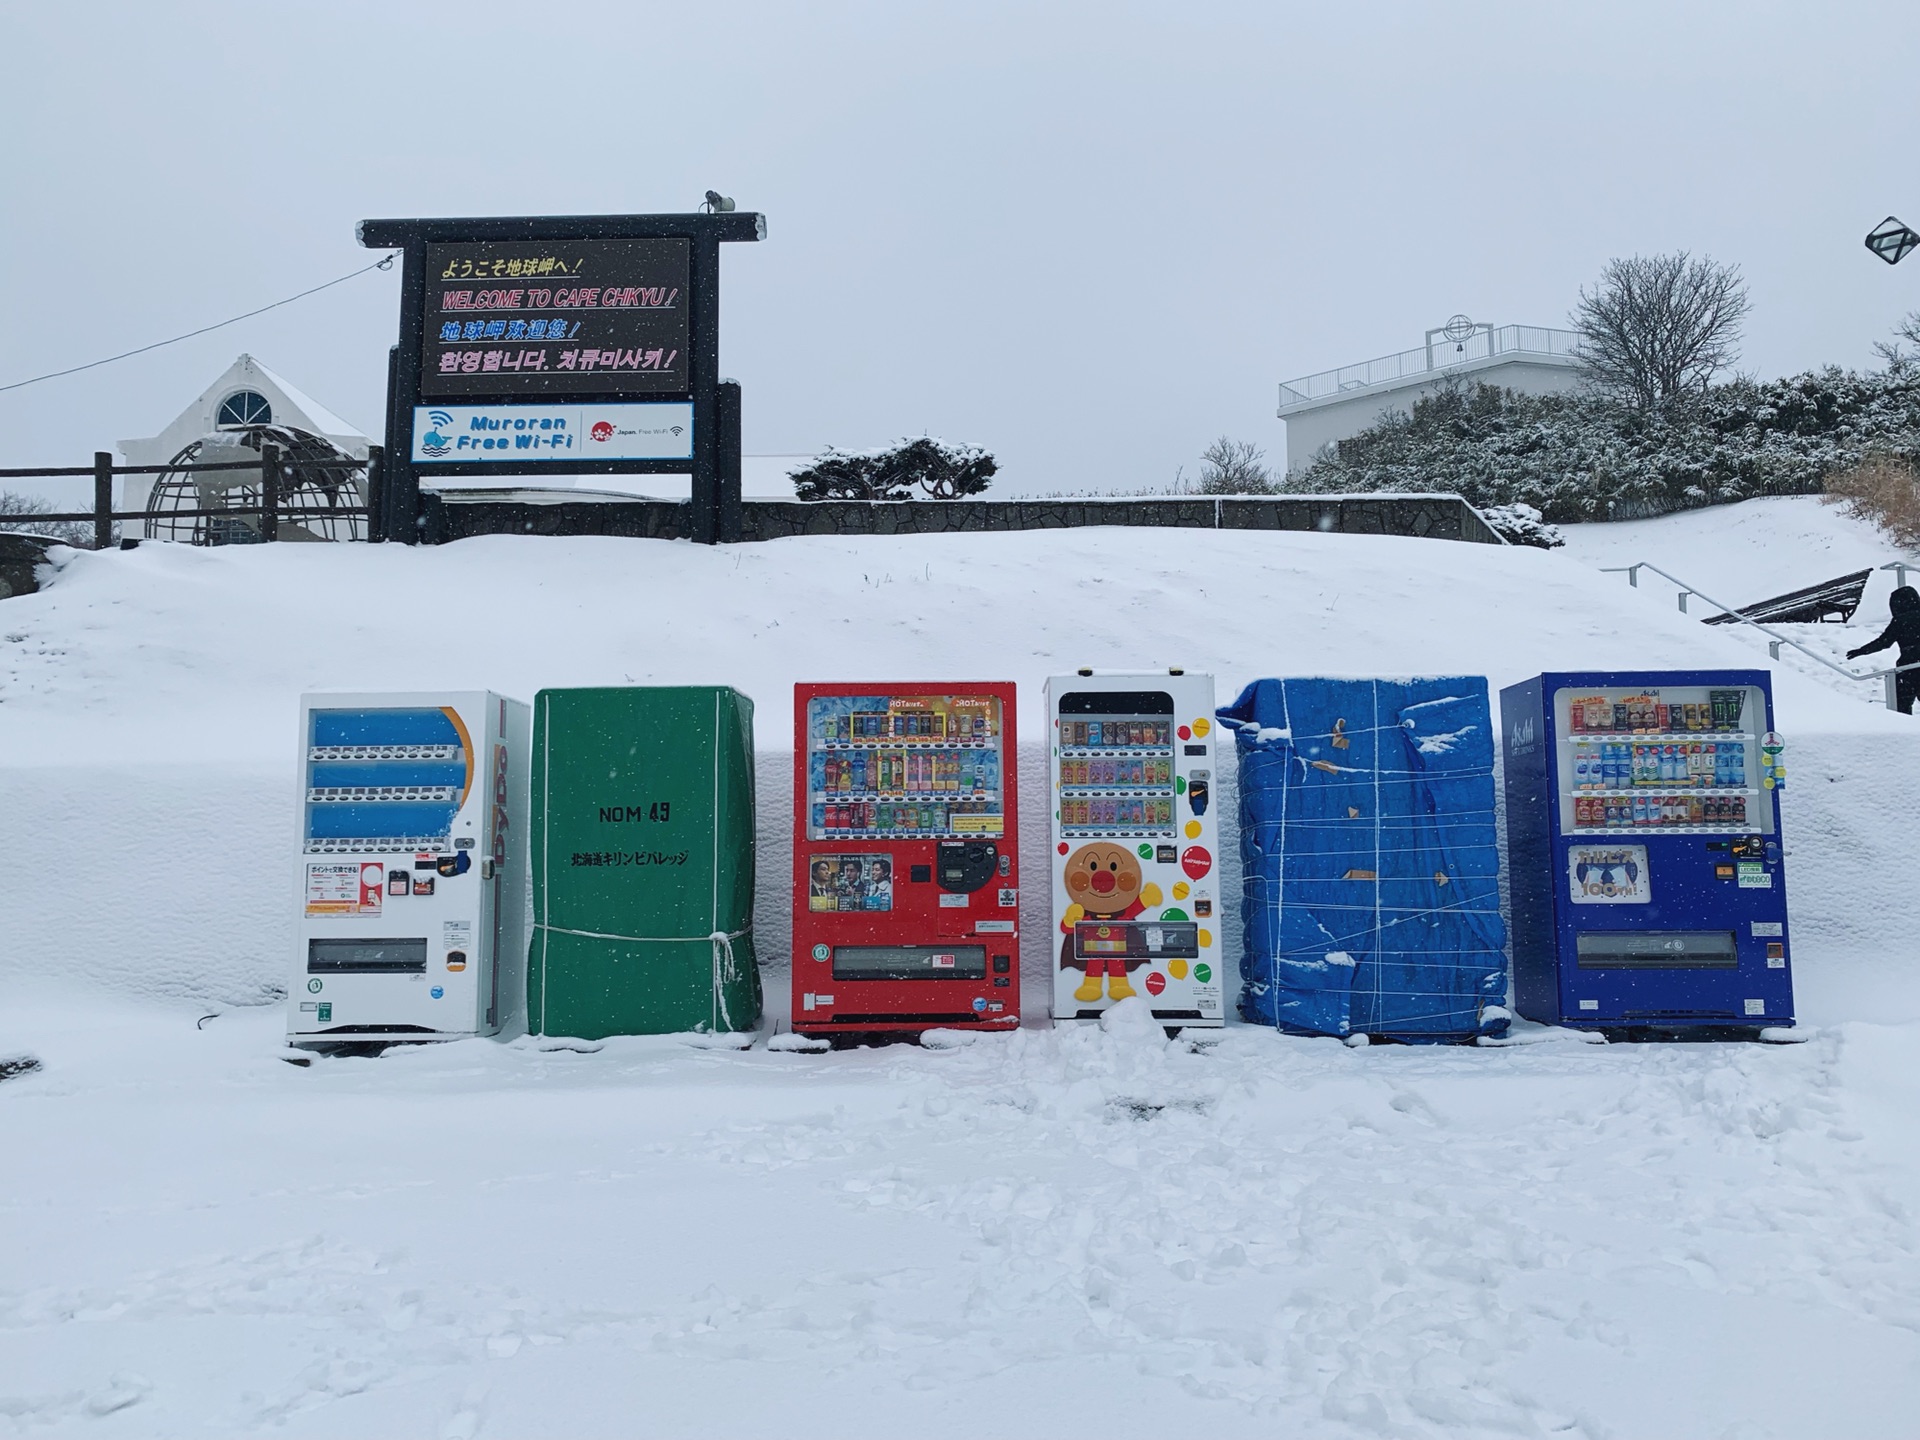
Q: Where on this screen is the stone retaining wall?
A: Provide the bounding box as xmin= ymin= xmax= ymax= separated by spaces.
xmin=422 ymin=493 xmax=1502 ymax=546
xmin=0 ymin=534 xmax=56 ymax=600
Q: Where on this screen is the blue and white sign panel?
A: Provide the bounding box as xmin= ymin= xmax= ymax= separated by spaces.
xmin=411 ymin=403 xmax=694 ymax=463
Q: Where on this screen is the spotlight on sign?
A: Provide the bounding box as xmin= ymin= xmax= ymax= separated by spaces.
xmin=1865 ymin=216 xmax=1920 ymax=266
xmin=704 ymin=191 xmax=737 ymax=214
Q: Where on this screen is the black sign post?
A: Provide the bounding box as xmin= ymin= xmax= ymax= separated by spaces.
xmin=358 ymin=211 xmax=763 ymax=544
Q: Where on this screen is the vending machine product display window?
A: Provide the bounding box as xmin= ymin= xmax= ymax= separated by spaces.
xmin=1048 ymin=672 xmax=1224 ymax=1026
xmin=792 ymin=685 xmax=1018 ymax=1035
xmin=289 ymin=691 xmax=529 ymax=1050
xmin=1501 ymin=670 xmax=1794 ymax=1033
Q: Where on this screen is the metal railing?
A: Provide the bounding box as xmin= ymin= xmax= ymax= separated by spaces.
xmin=1277 ymin=324 xmax=1584 ymax=410
xmin=0 ymin=447 xmax=376 ymax=548
xmin=1603 ymin=560 xmax=1919 ymax=710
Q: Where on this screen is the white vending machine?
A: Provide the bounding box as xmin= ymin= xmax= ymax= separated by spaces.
xmin=1048 ymin=670 xmax=1224 ymax=1026
xmin=289 ymin=691 xmax=529 ymax=1050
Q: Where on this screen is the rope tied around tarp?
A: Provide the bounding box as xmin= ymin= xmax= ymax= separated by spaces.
xmin=530 ymin=922 xmax=751 ymax=1035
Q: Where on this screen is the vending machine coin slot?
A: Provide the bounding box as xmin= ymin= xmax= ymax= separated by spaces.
xmin=938 ymin=841 xmax=998 ymax=893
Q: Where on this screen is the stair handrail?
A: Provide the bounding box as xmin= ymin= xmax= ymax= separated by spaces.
xmin=1601 ymin=561 xmax=1920 ymax=710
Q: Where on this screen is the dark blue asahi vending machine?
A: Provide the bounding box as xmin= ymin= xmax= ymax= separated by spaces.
xmin=1501 ymin=670 xmax=1793 ymax=1034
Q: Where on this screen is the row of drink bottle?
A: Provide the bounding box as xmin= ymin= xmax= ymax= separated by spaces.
xmin=1568 ymin=691 xmax=1746 ymax=734
xmin=1059 ymin=755 xmax=1172 ymax=788
xmin=1060 ymin=795 xmax=1176 ymax=828
xmin=824 ymin=710 xmax=995 ymax=742
xmin=821 ymin=750 xmax=993 ymax=795
xmin=816 ymin=800 xmax=1000 ymax=832
xmin=1573 ymin=793 xmax=1749 ymax=828
xmin=1572 ymin=740 xmax=1746 ymax=790
xmin=1061 ymin=719 xmax=1172 ymax=749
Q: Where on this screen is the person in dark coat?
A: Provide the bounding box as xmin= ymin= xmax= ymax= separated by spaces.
xmin=1848 ymin=585 xmax=1920 ymax=714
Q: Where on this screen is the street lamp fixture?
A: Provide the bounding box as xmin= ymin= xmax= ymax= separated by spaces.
xmin=1865 ymin=216 xmax=1920 ymax=266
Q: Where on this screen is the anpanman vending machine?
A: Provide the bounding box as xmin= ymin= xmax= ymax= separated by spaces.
xmin=1048 ymin=670 xmax=1224 ymax=1026
xmin=792 ymin=683 xmax=1019 ymax=1036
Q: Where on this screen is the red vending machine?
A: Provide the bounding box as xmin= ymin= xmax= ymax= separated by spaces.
xmin=792 ymin=683 xmax=1019 ymax=1037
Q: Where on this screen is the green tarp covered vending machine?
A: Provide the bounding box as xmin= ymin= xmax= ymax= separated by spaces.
xmin=528 ymin=686 xmax=762 ymax=1038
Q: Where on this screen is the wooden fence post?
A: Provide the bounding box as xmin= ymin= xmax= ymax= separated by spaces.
xmin=365 ymin=445 xmax=384 ymax=542
xmin=260 ymin=443 xmax=280 ymax=542
xmin=93 ymin=451 xmax=114 ymax=550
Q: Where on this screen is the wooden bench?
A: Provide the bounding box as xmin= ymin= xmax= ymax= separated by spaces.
xmin=1703 ymin=568 xmax=1872 ymax=626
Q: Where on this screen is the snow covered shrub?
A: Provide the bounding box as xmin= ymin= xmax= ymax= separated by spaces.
xmin=1478 ymin=502 xmax=1565 ymax=548
xmin=1282 ymin=368 xmax=1920 ymax=524
xmin=791 ymin=438 xmax=996 ymax=501
xmin=1824 ymin=454 xmax=1920 ymax=549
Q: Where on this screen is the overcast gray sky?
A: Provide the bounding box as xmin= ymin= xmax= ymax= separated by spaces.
xmin=4 ymin=1 xmax=1919 ymax=492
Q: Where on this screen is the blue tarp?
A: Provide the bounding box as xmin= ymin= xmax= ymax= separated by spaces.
xmin=1216 ymin=677 xmax=1509 ymax=1042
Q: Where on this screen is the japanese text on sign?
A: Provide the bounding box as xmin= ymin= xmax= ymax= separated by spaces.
xmin=421 ymin=239 xmax=691 ymax=399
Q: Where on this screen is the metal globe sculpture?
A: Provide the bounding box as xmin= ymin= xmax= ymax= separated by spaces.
xmin=144 ymin=424 xmax=366 ymax=545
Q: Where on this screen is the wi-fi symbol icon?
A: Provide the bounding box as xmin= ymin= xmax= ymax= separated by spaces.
xmin=428 ymin=410 xmax=453 ymax=428
xmin=670 ymin=425 xmax=684 ymax=435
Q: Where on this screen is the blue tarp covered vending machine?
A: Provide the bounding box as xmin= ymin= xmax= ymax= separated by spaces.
xmin=1216 ymin=677 xmax=1509 ymax=1042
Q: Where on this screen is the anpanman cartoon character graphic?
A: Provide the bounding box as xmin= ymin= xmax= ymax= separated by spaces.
xmin=1058 ymin=840 xmax=1163 ymax=1003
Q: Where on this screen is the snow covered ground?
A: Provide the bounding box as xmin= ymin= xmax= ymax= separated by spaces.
xmin=3 ymin=496 xmax=1919 ymax=1435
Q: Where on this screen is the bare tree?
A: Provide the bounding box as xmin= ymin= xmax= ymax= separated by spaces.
xmin=1571 ymin=252 xmax=1751 ymax=410
xmin=0 ymin=490 xmax=97 ymax=547
xmin=1872 ymin=310 xmax=1920 ymax=372
xmin=1196 ymin=436 xmax=1273 ymax=494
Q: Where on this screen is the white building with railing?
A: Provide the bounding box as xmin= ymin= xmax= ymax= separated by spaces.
xmin=1276 ymin=318 xmax=1584 ymax=474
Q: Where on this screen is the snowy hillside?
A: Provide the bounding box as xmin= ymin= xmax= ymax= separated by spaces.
xmin=3 ymin=497 xmax=1919 ymax=1436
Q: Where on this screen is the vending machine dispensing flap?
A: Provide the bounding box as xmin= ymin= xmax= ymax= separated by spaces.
xmin=937 ymin=840 xmax=998 ymax=893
